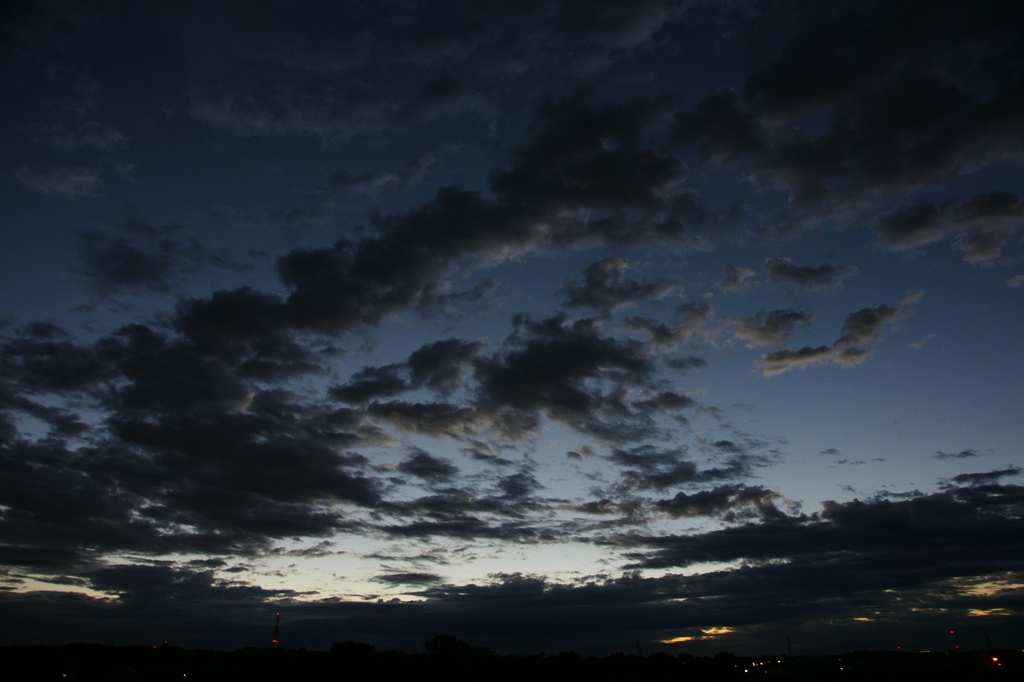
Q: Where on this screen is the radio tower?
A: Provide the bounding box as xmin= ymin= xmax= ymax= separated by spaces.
xmin=272 ymin=612 xmax=280 ymax=648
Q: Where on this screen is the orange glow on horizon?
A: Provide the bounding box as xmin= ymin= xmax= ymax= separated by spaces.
xmin=661 ymin=636 xmax=695 ymax=644
xmin=702 ymin=626 xmax=733 ymax=636
xmin=661 ymin=626 xmax=734 ymax=644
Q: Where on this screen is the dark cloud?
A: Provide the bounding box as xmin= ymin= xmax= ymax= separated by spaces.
xmin=667 ymin=0 xmax=1024 ymax=216
xmin=375 ymin=571 xmax=444 ymax=586
xmin=498 ymin=470 xmax=543 ymax=506
xmin=654 ymin=484 xmax=781 ymax=520
xmin=273 ymin=184 xmax=530 ymax=334
xmin=765 ymin=257 xmax=855 ymax=290
xmin=188 ymin=75 xmax=478 ymax=140
xmin=608 ymin=444 xmax=755 ymax=491
xmin=874 ymin=192 xmax=1023 ymax=262
xmin=674 ymin=300 xmax=713 ymax=328
xmin=173 ymin=288 xmax=318 ymax=380
xmin=561 ymin=257 xmax=674 ymax=315
xmin=275 ymin=236 xmax=423 ymax=333
xmin=180 ymin=1 xmax=684 ymax=144
xmin=663 ymin=354 xmax=707 ymax=371
xmin=673 ymin=88 xmax=765 ymax=164
xmin=474 ymin=314 xmax=653 ymax=433
xmin=834 ymin=305 xmax=898 ymax=344
xmin=14 ymin=166 xmax=101 ymax=198
xmin=553 ymin=0 xmax=681 ymax=50
xmin=332 ymin=154 xmax=437 ymax=194
xmin=275 ymin=196 xmax=512 ymax=333
xmin=83 ymin=561 xmax=283 ymax=605
xmin=0 ymin=387 xmax=88 ymax=440
xmin=717 ymin=264 xmax=759 ymax=293
xmin=749 ymin=1 xmax=1024 ymax=202
xmin=0 ymin=559 xmax=296 ymax=649
xmin=107 ymin=409 xmax=383 ymax=533
xmin=628 ymin=481 xmax=1024 ymax=575
xmin=832 ymin=304 xmax=899 ymax=367
xmin=96 ymin=324 xmax=253 ymax=414
xmin=78 ymin=220 xmax=220 ymax=296
xmin=492 ymin=100 xmax=685 ymax=214
xmin=949 ymin=467 xmax=1021 ymax=485
xmin=623 ymin=299 xmax=714 ymax=349
xmin=460 ymin=440 xmax=514 ymax=466
xmin=1 ymin=322 xmax=112 ymax=394
xmin=376 ymin=470 xmax=549 ymax=535
xmin=758 ymin=298 xmax=908 ymax=375
xmin=731 ymin=308 xmax=810 ymax=348
xmin=634 ymin=390 xmax=696 ymax=414
xmin=0 ymin=439 xmax=170 ymax=562
xmin=32 ymin=119 xmax=126 ymax=150
xmin=378 ymin=517 xmax=541 ymax=542
xmin=955 ymin=230 xmax=1008 ymax=264
xmin=331 ymin=338 xmax=485 ymax=404
xmin=0 ymin=545 xmax=85 ymax=572
xmin=407 ymin=338 xmax=487 ymax=395
xmin=953 ymin=190 xmax=1024 ymax=227
xmin=873 ymin=202 xmax=949 ymax=249
xmin=934 ymin=449 xmax=981 ymax=460
xmin=0 ymin=321 xmax=394 ymax=564
xmin=398 ymin=449 xmax=459 ymax=482
xmin=367 ymin=400 xmax=485 ymax=438
xmin=492 ymin=100 xmax=706 ymax=242
xmin=331 ymin=365 xmax=408 ymax=404
xmin=167 ymin=96 xmax=710 ymax=341
xmin=757 ymin=345 xmax=833 ymax=377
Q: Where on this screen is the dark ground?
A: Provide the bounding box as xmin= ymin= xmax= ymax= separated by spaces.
xmin=1 ymin=639 xmax=1019 ymax=681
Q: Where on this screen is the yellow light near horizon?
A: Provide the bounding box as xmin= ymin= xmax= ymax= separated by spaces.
xmin=10 ymin=575 xmax=115 ymax=600
xmin=968 ymin=607 xmax=1012 ymax=617
xmin=947 ymin=573 xmax=1024 ymax=598
xmin=661 ymin=626 xmax=734 ymax=645
xmin=701 ymin=626 xmax=734 ymax=636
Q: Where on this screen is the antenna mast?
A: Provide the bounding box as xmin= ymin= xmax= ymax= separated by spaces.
xmin=272 ymin=611 xmax=280 ymax=648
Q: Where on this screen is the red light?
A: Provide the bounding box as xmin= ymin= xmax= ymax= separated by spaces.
xmin=949 ymin=630 xmax=955 ymax=635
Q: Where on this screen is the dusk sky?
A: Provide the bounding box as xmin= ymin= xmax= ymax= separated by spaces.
xmin=2 ymin=0 xmax=1023 ymax=656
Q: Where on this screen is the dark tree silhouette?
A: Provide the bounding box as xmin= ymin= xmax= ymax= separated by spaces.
xmin=424 ymin=633 xmax=474 ymax=656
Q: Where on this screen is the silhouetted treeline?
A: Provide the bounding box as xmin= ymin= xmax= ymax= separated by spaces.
xmin=1 ymin=637 xmax=1018 ymax=681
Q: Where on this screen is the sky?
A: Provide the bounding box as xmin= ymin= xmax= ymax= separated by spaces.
xmin=1 ymin=0 xmax=1023 ymax=657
